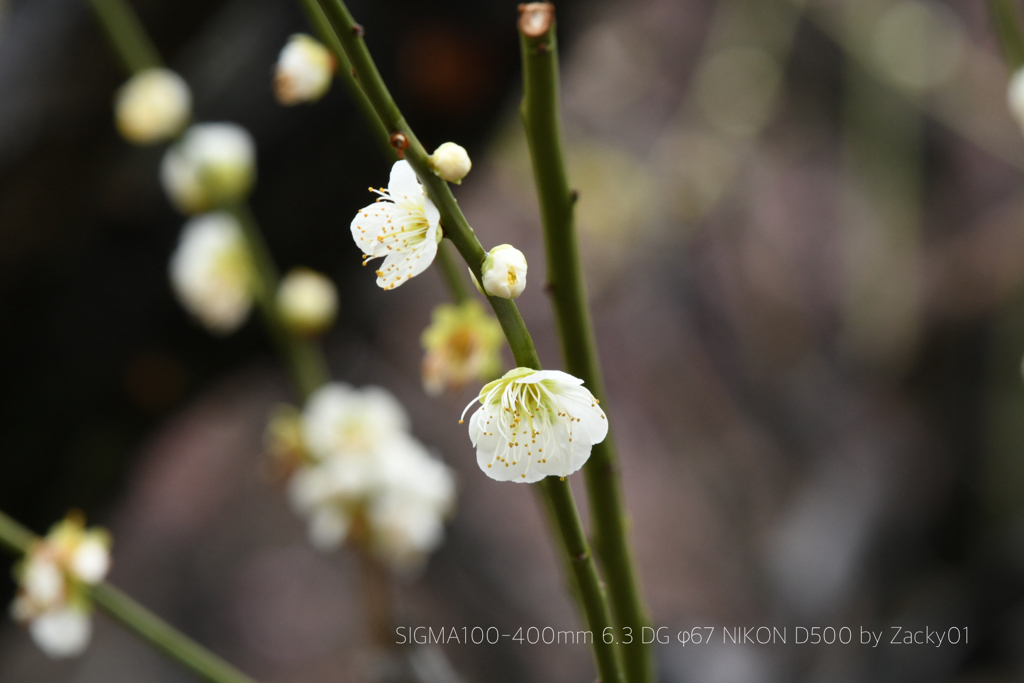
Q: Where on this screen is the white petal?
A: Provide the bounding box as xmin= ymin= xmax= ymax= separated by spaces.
xmin=350 ymin=202 xmax=410 ymax=257
xmin=553 ymin=385 xmax=609 ymax=445
xmin=69 ymin=539 xmax=110 ymax=584
xmin=517 ymin=369 xmax=583 ymax=386
xmin=23 ymin=558 xmax=64 ymax=607
xmin=388 ymin=160 xmax=421 ymax=200
xmin=29 ymin=608 xmax=92 ymax=659
xmin=374 ymin=237 xmax=438 ymax=290
xmin=423 ymin=194 xmax=440 ymax=230
xmin=307 ymin=507 xmax=350 ymax=551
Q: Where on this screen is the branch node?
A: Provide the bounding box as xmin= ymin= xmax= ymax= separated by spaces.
xmin=352 ymin=23 xmax=365 ymax=37
xmin=570 ymin=189 xmax=579 ymax=204
xmin=389 ymin=132 xmax=409 ymax=159
xmin=573 ymin=551 xmax=589 ymax=562
xmin=518 ymin=3 xmax=555 ymax=38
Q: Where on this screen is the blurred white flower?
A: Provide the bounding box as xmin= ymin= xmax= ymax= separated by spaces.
xmin=114 ymin=68 xmax=191 ymax=144
xmin=28 ymin=606 xmax=92 ymax=659
xmin=68 ymin=536 xmax=111 ymax=585
xmin=277 ymin=268 xmax=338 ymax=336
xmin=480 ymin=244 xmax=527 ymax=299
xmin=281 ymin=382 xmax=456 ymax=571
xmin=1009 ymin=67 xmax=1024 ymax=134
xmin=421 ymin=300 xmax=504 ymax=396
xmin=169 ymin=212 xmax=253 ymax=335
xmin=274 ymin=34 xmax=335 ymax=105
xmin=302 ymin=383 xmax=409 ymax=460
xmin=429 ymin=142 xmax=472 ymax=184
xmin=9 ymin=514 xmax=111 ymax=659
xmin=21 ymin=556 xmax=64 ymax=608
xmin=161 ymin=123 xmax=256 ymax=214
xmin=462 ymin=368 xmax=607 ymax=483
xmin=351 ymin=160 xmax=442 ymax=290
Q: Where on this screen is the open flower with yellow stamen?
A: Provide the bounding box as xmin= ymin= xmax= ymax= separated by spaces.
xmin=350 ymin=160 xmax=442 ymax=290
xmin=461 ymin=368 xmax=607 ymax=483
xmin=421 ymin=300 xmax=503 ymax=396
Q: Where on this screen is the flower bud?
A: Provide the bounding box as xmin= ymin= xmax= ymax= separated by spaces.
xmin=480 ymin=244 xmax=527 ymax=299
xmin=114 ymin=68 xmax=191 ymax=144
xmin=429 ymin=142 xmax=472 ymax=184
xmin=1009 ymin=67 xmax=1024 ymax=133
xmin=277 ymin=268 xmax=339 ymax=336
xmin=274 ymin=34 xmax=335 ymax=105
xmin=169 ymin=212 xmax=254 ymax=334
xmin=160 ymin=123 xmax=256 ymax=214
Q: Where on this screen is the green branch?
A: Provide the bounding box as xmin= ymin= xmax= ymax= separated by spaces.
xmin=88 ymin=0 xmax=162 ymax=74
xmin=517 ymin=7 xmax=652 ymax=683
xmin=989 ymin=0 xmax=1024 ymax=71
xmin=313 ymin=1 xmax=622 ymax=680
xmin=228 ymin=204 xmax=331 ymax=400
xmin=0 ymin=510 xmax=259 ymax=683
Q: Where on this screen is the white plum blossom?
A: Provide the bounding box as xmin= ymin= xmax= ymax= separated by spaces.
xmin=10 ymin=514 xmax=111 ymax=659
xmin=462 ymin=368 xmax=608 ymax=483
xmin=429 ymin=142 xmax=472 ymax=184
xmin=279 ymin=382 xmax=456 ymax=571
xmin=274 ymin=34 xmax=335 ymax=105
xmin=302 ymin=383 xmax=410 ymax=460
xmin=114 ymin=68 xmax=191 ymax=144
xmin=276 ymin=268 xmax=338 ymax=336
xmin=161 ymin=123 xmax=256 ymax=214
xmin=480 ymin=244 xmax=527 ymax=299
xmin=28 ymin=606 xmax=93 ymax=659
xmin=351 ymin=160 xmax=442 ymax=290
xmin=169 ymin=212 xmax=253 ymax=335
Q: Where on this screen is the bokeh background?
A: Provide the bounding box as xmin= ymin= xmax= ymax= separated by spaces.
xmin=3 ymin=0 xmax=1024 ymax=681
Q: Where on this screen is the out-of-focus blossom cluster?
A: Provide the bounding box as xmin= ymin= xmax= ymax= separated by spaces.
xmin=9 ymin=514 xmax=111 ymax=659
xmin=267 ymin=383 xmax=456 ymax=573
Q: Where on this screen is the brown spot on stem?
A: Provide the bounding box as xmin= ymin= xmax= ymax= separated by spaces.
xmin=352 ymin=23 xmax=365 ymax=37
xmin=389 ymin=132 xmax=409 ymax=159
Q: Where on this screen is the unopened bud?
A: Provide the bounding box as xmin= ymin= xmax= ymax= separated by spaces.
xmin=274 ymin=34 xmax=335 ymax=105
xmin=429 ymin=142 xmax=472 ymax=184
xmin=114 ymin=68 xmax=191 ymax=144
xmin=277 ymin=268 xmax=338 ymax=336
xmin=160 ymin=123 xmax=256 ymax=214
xmin=480 ymin=244 xmax=527 ymax=299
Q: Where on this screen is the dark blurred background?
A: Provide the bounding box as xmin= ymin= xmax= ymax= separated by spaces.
xmin=4 ymin=0 xmax=1024 ymax=681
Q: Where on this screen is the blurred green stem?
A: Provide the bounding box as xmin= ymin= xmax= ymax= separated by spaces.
xmin=989 ymin=0 xmax=1024 ymax=71
xmin=0 ymin=510 xmax=259 ymax=683
xmin=228 ymin=204 xmax=331 ymax=400
xmin=517 ymin=9 xmax=652 ymax=683
xmin=88 ymin=0 xmax=161 ymax=74
xmin=313 ymin=1 xmax=622 ymax=680
xmin=435 ymin=241 xmax=469 ymax=304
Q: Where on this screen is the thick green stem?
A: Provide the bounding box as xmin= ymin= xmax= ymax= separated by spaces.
xmin=518 ymin=8 xmax=652 ymax=683
xmin=0 ymin=510 xmax=259 ymax=683
xmin=228 ymin=204 xmax=331 ymax=400
xmin=295 ymin=0 xmax=395 ymax=161
xmin=88 ymin=0 xmax=162 ymax=74
xmin=989 ymin=0 xmax=1024 ymax=71
xmin=314 ymin=2 xmax=622 ymax=680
